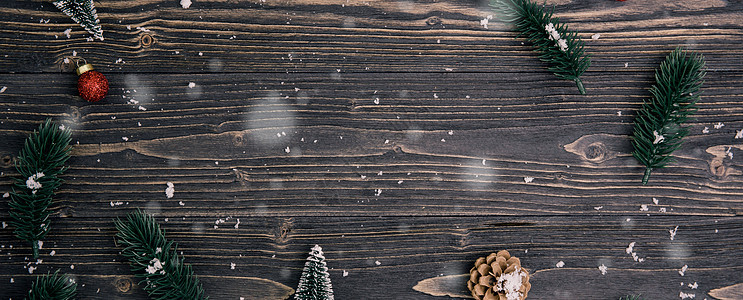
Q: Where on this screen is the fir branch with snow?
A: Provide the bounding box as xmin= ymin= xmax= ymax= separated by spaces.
xmin=632 ymin=48 xmax=705 ymax=184
xmin=8 ymin=119 xmax=72 ymax=259
xmin=114 ymin=210 xmax=208 ymax=300
xmin=53 ymin=0 xmax=104 ymax=41
xmin=490 ymin=0 xmax=591 ymax=94
xmin=28 ymin=270 xmax=77 ymax=300
xmin=295 ymin=245 xmax=334 ymax=300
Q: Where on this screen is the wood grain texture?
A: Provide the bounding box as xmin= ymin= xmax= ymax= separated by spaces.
xmin=0 ymin=0 xmax=742 ymax=73
xmin=1 ymin=0 xmax=743 ymax=299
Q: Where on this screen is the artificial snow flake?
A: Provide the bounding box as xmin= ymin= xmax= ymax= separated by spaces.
xmin=555 ymin=261 xmax=564 ymax=268
xmin=165 ymin=182 xmax=175 ymax=199
xmin=523 ymin=177 xmax=534 ymax=183
xmin=598 ymin=264 xmax=607 ymax=275
xmin=679 ymin=292 xmax=695 ymax=299
xmin=669 ymin=226 xmax=679 ymax=240
xmin=678 ymin=264 xmax=688 ymax=276
xmin=146 ymin=258 xmax=164 ymax=274
xmin=480 ymin=15 xmax=492 ymax=29
xmin=591 ymin=33 xmax=601 ymax=40
xmin=230 ymin=262 xmax=236 ymax=269
xmin=640 ymin=204 xmax=648 ymax=211
xmin=688 ymin=282 xmax=698 ymax=289
xmin=702 ymin=127 xmax=709 ymax=134
xmin=714 ymin=122 xmax=724 ymax=129
xmin=26 ymin=172 xmax=45 ymax=194
xmin=653 ymin=130 xmax=665 ymax=144
xmin=735 ymin=129 xmax=743 ymax=139
xmin=495 ymin=266 xmax=528 ymax=300
xmin=181 ymin=0 xmax=192 ymax=9
xmin=188 ymin=82 xmax=196 ymax=88
xmin=0 ymin=86 xmax=6 ymax=93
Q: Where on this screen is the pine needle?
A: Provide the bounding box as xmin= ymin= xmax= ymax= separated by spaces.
xmin=490 ymin=0 xmax=591 ymax=94
xmin=114 ymin=210 xmax=208 ymax=300
xmin=28 ymin=270 xmax=77 ymax=300
xmin=8 ymin=119 xmax=72 ymax=259
xmin=53 ymin=0 xmax=104 ymax=41
xmin=631 ymin=47 xmax=706 ymax=184
xmin=619 ymin=295 xmax=646 ymax=300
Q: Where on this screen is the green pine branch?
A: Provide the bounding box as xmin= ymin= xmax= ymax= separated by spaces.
xmin=8 ymin=119 xmax=72 ymax=259
xmin=490 ymin=0 xmax=591 ymax=94
xmin=53 ymin=0 xmax=103 ymax=41
xmin=631 ymin=47 xmax=705 ymax=184
xmin=114 ymin=210 xmax=207 ymax=300
xmin=28 ymin=270 xmax=77 ymax=300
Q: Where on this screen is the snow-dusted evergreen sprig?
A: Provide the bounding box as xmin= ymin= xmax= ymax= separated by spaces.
xmin=491 ymin=0 xmax=591 ymax=94
xmin=619 ymin=295 xmax=645 ymax=300
xmin=28 ymin=270 xmax=77 ymax=300
xmin=295 ymin=245 xmax=334 ymax=300
xmin=632 ymin=48 xmax=705 ymax=185
xmin=53 ymin=0 xmax=103 ymax=41
xmin=114 ymin=210 xmax=208 ymax=300
xmin=8 ymin=119 xmax=72 ymax=259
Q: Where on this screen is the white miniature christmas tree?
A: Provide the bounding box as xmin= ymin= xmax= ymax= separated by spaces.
xmin=295 ymin=245 xmax=334 ymax=300
xmin=53 ymin=0 xmax=103 ymax=40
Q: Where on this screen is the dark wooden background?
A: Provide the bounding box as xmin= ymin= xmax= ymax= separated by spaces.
xmin=1 ymin=0 xmax=742 ymax=299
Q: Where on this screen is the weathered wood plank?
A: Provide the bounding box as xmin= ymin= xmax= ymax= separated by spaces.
xmin=0 ymin=0 xmax=742 ymax=73
xmin=0 ymin=216 xmax=740 ymax=299
xmin=1 ymin=72 xmax=741 ymax=218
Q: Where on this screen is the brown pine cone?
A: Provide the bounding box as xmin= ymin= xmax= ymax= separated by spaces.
xmin=467 ymin=250 xmax=531 ymax=300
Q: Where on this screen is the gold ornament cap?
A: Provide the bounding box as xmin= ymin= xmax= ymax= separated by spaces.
xmin=76 ymin=64 xmax=95 ymax=76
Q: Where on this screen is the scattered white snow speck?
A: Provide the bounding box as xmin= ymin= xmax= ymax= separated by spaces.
xmin=2 ymin=222 xmax=6 ymax=229
xmin=679 ymin=291 xmax=695 ymax=299
xmin=199 ymin=52 xmax=203 ymax=56
xmin=285 ymin=146 xmax=291 ymax=153
xmin=670 ymin=226 xmax=679 ymax=240
xmin=155 ymin=247 xmax=162 ymax=254
xmin=26 ymin=172 xmax=45 ymax=193
xmin=653 ymin=130 xmax=665 ymax=144
xmin=136 ymin=27 xmax=151 ymax=32
xmin=63 ymin=28 xmax=72 ymax=38
xmin=0 ymin=86 xmax=6 ymax=93
xmin=440 ymin=138 xmax=446 ymax=142
xmin=10 ymin=278 xmax=13 ymax=283
xmin=626 ymin=242 xmax=635 ymax=254
xmin=735 ymin=129 xmax=743 ymax=139
xmin=234 ymin=219 xmax=240 ymax=229
xmin=181 ymin=0 xmax=192 ymax=9
xmin=659 ymin=207 xmax=667 ymax=213
xmin=640 ymin=204 xmax=648 ymax=211
xmin=138 ymin=106 xmax=147 ymax=111
xmin=702 ymin=127 xmax=709 ymax=134
xmin=624 ymin=62 xmax=629 ymax=68
xmin=165 ymin=182 xmax=175 ymax=199
xmin=555 ymin=261 xmax=565 ymax=268
xmin=714 ymin=122 xmax=725 ymax=129
xmin=28 ymin=266 xmax=36 ymax=274
xmin=122 ymin=137 xmax=129 ymax=141
xmin=598 ymin=264 xmax=607 ymax=275
xmin=179 ymin=201 xmax=184 ymax=206
xmin=375 ymin=260 xmax=381 ymax=265
xmin=448 ymin=130 xmax=454 ymax=135
xmin=591 ymin=33 xmax=601 ymax=40
xmin=2 ymin=192 xmax=9 ymax=198
xmin=343 ymin=270 xmax=349 ymax=277
xmin=374 ymin=189 xmax=382 ymax=196
xmin=145 ymin=258 xmax=163 ymax=274
xmin=688 ymin=282 xmax=698 ymax=289
xmin=678 ymin=264 xmax=687 ymax=276
xmin=480 ymin=15 xmax=492 ymax=29
xmin=230 ymin=262 xmax=236 ymax=269
xmin=653 ymin=198 xmax=659 ymax=205
xmin=110 ymin=201 xmax=124 ymax=207
xmin=360 ymin=175 xmax=367 ymax=179
xmin=50 ymin=250 xmax=56 ymax=256
xmin=433 ymin=93 xmax=438 ymax=99
xmin=373 ymin=97 xmax=380 ymax=104
xmin=524 ymin=177 xmax=534 ymax=183
xmin=594 ymin=206 xmax=603 ymax=211
xmin=188 ymin=82 xmax=196 ymax=88
xmin=70 ymin=264 xmax=74 ymax=269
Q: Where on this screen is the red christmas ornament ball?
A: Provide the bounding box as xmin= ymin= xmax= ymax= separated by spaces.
xmin=76 ymin=64 xmax=108 ymax=102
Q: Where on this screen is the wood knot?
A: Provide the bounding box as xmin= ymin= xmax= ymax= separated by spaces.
xmin=273 ymin=218 xmax=294 ymax=245
xmin=584 ymin=142 xmax=607 ymax=161
xmin=233 ymin=134 xmax=245 ymax=146
xmin=426 ymin=16 xmax=442 ymax=26
xmin=114 ymin=277 xmax=133 ymax=293
xmin=709 ymin=159 xmax=726 ymax=177
xmin=140 ymin=34 xmax=154 ymax=47
xmin=1 ymin=154 xmax=13 ymax=167
xmin=69 ymin=108 xmax=82 ymax=122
